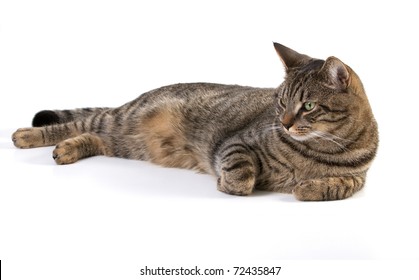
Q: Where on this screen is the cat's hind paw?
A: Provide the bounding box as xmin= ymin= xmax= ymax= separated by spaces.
xmin=53 ymin=140 xmax=80 ymax=165
xmin=12 ymin=128 xmax=45 ymax=148
xmin=52 ymin=133 xmax=107 ymax=165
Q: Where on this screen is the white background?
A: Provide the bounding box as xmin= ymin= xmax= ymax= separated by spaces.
xmin=1 ymin=0 xmax=418 ymax=279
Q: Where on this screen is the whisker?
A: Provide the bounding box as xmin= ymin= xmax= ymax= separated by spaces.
xmin=315 ymin=131 xmax=354 ymax=143
xmin=261 ymin=123 xmax=283 ymax=134
xmin=311 ymin=131 xmax=349 ymax=151
xmin=259 ymin=123 xmax=352 ymax=153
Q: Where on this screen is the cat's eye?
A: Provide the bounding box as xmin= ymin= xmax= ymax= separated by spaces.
xmin=279 ymin=98 xmax=286 ymax=108
xmin=303 ymin=101 xmax=316 ymax=111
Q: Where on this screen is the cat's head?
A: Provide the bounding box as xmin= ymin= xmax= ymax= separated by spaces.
xmin=273 ymin=43 xmax=376 ymax=152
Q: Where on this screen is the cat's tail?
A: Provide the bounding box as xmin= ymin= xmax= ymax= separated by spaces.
xmin=32 ymin=108 xmax=112 ymax=127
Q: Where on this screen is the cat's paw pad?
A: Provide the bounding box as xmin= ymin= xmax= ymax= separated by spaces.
xmin=293 ymin=180 xmax=324 ymax=201
xmin=53 ymin=140 xmax=80 ymax=165
xmin=12 ymin=128 xmax=43 ymax=148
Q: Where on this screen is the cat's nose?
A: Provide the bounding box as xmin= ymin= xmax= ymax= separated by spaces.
xmin=280 ymin=113 xmax=295 ymax=130
xmin=282 ymin=121 xmax=293 ymax=130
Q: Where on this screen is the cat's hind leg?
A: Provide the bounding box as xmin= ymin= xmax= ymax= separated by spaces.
xmin=13 ymin=109 xmax=112 ymax=149
xmin=12 ymin=124 xmax=79 ymax=149
xmin=12 ymin=125 xmax=111 ymax=164
xmin=13 ymin=110 xmax=114 ymax=164
xmin=53 ymin=133 xmax=111 ymax=164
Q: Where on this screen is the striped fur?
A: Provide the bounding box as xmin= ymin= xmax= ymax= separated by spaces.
xmin=12 ymin=43 xmax=378 ymax=201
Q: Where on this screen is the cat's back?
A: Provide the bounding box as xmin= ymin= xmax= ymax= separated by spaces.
xmin=133 ymin=82 xmax=275 ymax=108
xmin=129 ymin=82 xmax=276 ymax=130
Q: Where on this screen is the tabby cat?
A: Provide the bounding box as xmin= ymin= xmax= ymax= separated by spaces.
xmin=12 ymin=43 xmax=378 ymax=201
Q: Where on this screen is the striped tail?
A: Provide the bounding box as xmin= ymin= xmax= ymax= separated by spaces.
xmin=32 ymin=108 xmax=111 ymax=127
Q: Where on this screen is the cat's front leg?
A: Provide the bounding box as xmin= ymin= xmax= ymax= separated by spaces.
xmin=293 ymin=175 xmax=365 ymax=201
xmin=216 ymin=152 xmax=257 ymax=196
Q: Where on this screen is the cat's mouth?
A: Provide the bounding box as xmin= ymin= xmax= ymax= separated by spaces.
xmin=289 ymin=133 xmax=314 ymax=141
xmin=288 ymin=132 xmax=315 ymax=142
xmin=283 ymin=126 xmax=314 ymax=141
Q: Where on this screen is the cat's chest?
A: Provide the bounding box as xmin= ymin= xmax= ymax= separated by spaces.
xmin=255 ymin=161 xmax=297 ymax=193
xmin=254 ymin=146 xmax=339 ymax=192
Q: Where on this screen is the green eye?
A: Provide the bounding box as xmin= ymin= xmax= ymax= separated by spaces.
xmin=303 ymin=101 xmax=316 ymax=111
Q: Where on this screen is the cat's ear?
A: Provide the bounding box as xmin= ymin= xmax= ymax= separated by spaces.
xmin=319 ymin=56 xmax=350 ymax=90
xmin=273 ymin=42 xmax=312 ymax=71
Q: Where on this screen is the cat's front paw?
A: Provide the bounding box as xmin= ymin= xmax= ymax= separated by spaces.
xmin=53 ymin=140 xmax=80 ymax=165
xmin=293 ymin=177 xmax=360 ymax=201
xmin=12 ymin=128 xmax=44 ymax=148
xmin=293 ymin=180 xmax=324 ymax=201
xmin=217 ymin=170 xmax=255 ymax=196
xmin=217 ymin=177 xmax=254 ymax=196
